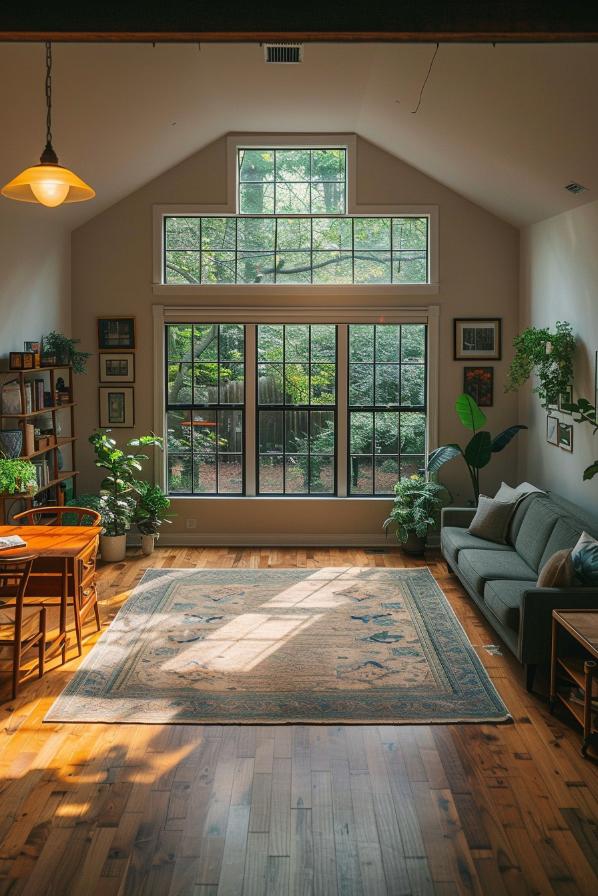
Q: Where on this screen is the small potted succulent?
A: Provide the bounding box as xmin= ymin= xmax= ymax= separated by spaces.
xmin=133 ymin=482 xmax=172 ymax=555
xmin=384 ymin=474 xmax=447 ymax=555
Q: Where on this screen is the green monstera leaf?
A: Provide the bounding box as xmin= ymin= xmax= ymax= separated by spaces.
xmin=583 ymin=461 xmax=598 ymax=481
xmin=455 ymin=393 xmax=487 ymax=431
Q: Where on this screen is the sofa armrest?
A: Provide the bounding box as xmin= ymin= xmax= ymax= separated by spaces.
xmin=519 ymin=587 xmax=598 ymax=665
xmin=441 ymin=507 xmax=476 ymax=529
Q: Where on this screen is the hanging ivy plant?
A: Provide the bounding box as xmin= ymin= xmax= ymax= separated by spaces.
xmin=505 ymin=321 xmax=576 ymax=407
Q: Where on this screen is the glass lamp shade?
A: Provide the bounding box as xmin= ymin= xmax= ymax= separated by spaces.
xmin=1 ymin=162 xmax=95 ymax=207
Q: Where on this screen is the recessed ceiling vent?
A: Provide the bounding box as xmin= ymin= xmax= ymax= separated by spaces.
xmin=565 ymin=182 xmax=588 ymax=194
xmin=264 ymin=43 xmax=303 ymax=64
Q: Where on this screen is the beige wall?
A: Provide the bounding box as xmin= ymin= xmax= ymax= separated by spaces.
xmin=518 ymin=199 xmax=598 ymax=517
xmin=0 ymin=203 xmax=70 ymax=357
xmin=71 ymin=134 xmax=519 ymax=544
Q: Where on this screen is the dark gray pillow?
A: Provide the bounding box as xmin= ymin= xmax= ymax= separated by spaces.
xmin=468 ymin=495 xmax=518 ymax=545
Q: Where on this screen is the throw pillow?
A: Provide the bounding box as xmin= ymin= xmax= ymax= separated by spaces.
xmin=571 ymin=531 xmax=598 ymax=586
xmin=494 ymin=481 xmax=544 ymax=502
xmin=468 ymin=495 xmax=518 ymax=545
xmin=537 ymin=548 xmax=574 ymax=588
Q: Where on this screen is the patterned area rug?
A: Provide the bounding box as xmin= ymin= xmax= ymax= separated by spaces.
xmin=45 ymin=567 xmax=510 ymax=725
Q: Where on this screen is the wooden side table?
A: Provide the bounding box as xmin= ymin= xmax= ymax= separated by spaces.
xmin=550 ymin=609 xmax=598 ymax=758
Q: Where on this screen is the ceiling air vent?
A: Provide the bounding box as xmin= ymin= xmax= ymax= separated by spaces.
xmin=565 ymin=182 xmax=588 ymax=194
xmin=264 ymin=43 xmax=303 ymax=64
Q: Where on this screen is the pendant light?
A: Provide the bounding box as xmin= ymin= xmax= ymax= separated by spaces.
xmin=1 ymin=43 xmax=95 ymax=207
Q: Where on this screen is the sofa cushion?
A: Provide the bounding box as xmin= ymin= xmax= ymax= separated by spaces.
xmin=514 ymin=498 xmax=560 ymax=570
xmin=538 ymin=517 xmax=584 ymax=572
xmin=469 ymin=495 xmax=518 ymax=544
xmin=441 ymin=526 xmax=512 ymax=565
xmin=509 ymin=492 xmax=541 ymax=544
xmin=484 ymin=579 xmax=533 ymax=632
xmin=458 ymin=548 xmax=536 ymax=596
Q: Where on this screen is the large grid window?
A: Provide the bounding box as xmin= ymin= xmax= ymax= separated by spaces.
xmin=164 ymin=215 xmax=428 ymax=286
xmin=348 ymin=324 xmax=427 ymax=495
xmin=238 ymin=148 xmax=346 ymax=215
xmin=257 ymin=325 xmax=337 ymax=495
xmin=166 ymin=324 xmax=245 ymax=495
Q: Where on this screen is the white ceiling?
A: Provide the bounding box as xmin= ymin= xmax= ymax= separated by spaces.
xmin=0 ymin=41 xmax=597 ymax=231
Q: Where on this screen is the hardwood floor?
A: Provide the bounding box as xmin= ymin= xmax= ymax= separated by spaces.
xmin=0 ymin=547 xmax=597 ymax=895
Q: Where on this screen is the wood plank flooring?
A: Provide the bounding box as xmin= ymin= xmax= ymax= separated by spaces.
xmin=0 ymin=547 xmax=597 ymax=895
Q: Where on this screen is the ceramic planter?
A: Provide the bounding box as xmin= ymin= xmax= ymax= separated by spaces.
xmin=141 ymin=534 xmax=157 ymax=556
xmin=100 ymin=533 xmax=127 ymax=562
xmin=0 ymin=429 xmax=23 ymax=459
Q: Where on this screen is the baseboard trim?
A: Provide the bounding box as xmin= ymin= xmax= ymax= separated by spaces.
xmin=141 ymin=533 xmax=396 ymax=548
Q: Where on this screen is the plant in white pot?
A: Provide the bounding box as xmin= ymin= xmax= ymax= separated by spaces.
xmin=89 ymin=430 xmax=163 ymax=563
xmin=133 ymin=482 xmax=172 ymax=555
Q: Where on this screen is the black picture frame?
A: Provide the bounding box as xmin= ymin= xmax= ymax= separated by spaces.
xmin=558 ymin=421 xmax=573 ymax=452
xmin=546 ymin=414 xmax=559 ymax=446
xmin=454 ymin=318 xmax=502 ymax=361
xmin=463 ymin=366 xmax=494 ymax=406
xmin=98 ymin=317 xmax=136 ymax=350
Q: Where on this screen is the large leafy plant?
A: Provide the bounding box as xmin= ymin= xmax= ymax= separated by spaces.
xmin=89 ymin=430 xmax=164 ymax=536
xmin=383 ymin=475 xmax=446 ymax=544
xmin=42 ymin=331 xmax=90 ymax=374
xmin=428 ymin=394 xmax=527 ymax=504
xmin=505 ymin=321 xmax=576 ymax=407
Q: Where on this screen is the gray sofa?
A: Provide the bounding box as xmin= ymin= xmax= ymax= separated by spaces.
xmin=441 ymin=490 xmax=598 ymax=691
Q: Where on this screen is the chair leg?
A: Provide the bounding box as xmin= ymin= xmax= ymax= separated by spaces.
xmin=12 ymin=641 xmax=21 ymax=700
xmin=93 ymin=597 xmax=101 ymax=632
xmin=525 ymin=663 xmax=537 ymax=693
xmin=39 ymin=608 xmax=47 ymax=679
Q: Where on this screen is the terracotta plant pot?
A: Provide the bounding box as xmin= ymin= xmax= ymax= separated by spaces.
xmin=100 ymin=533 xmax=127 ymax=562
xmin=401 ymin=532 xmax=427 ymax=556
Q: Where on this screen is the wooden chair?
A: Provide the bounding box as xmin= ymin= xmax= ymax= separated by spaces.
xmin=14 ymin=506 xmax=102 ymax=527
xmin=0 ymin=555 xmax=46 ymax=699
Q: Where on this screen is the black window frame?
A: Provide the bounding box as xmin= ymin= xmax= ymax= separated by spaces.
xmin=165 ymin=323 xmax=246 ymax=496
xmin=347 ymin=323 xmax=428 ymax=497
xmin=256 ymin=324 xmax=338 ymax=497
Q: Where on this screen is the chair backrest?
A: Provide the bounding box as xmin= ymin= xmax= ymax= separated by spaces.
xmin=13 ymin=506 xmax=102 ymax=527
xmin=0 ymin=555 xmax=35 ymax=615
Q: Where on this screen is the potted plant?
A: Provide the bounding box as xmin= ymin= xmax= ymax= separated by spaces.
xmin=0 ymin=458 xmax=37 ymax=495
xmin=427 ymin=394 xmax=527 ymax=504
xmin=133 ymin=482 xmax=173 ymax=555
xmin=41 ymin=331 xmax=90 ymax=374
xmin=505 ymin=321 xmax=576 ymax=407
xmin=384 ymin=475 xmax=446 ymax=555
xmin=89 ymin=430 xmax=164 ymax=562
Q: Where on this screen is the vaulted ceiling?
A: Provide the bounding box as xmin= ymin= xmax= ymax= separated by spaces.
xmin=0 ymin=41 xmax=596 ymax=231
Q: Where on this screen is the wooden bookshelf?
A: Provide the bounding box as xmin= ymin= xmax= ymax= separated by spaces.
xmin=550 ymin=610 xmax=598 ymax=758
xmin=0 ymin=365 xmax=78 ymax=523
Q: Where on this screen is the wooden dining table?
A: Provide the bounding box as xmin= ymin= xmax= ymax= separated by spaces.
xmin=0 ymin=525 xmax=102 ymax=661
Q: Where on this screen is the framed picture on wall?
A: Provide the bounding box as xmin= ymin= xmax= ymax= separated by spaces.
xmin=546 ymin=415 xmax=559 ymax=446
xmin=98 ymin=317 xmax=136 ymax=350
xmin=99 ymin=352 xmax=135 ymax=383
xmin=558 ymin=384 xmax=573 ymax=415
xmin=463 ymin=366 xmax=493 ymax=406
xmin=99 ymin=387 xmax=135 ymax=427
xmin=454 ymin=318 xmax=502 ymax=360
xmin=558 ymin=421 xmax=573 ymax=452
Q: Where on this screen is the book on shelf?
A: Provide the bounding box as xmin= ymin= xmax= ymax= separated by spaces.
xmin=34 ymin=378 xmax=45 ymax=411
xmin=32 ymin=459 xmax=51 ymax=489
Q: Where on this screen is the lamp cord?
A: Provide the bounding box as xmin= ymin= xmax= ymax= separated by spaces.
xmin=45 ymin=42 xmax=52 ymax=147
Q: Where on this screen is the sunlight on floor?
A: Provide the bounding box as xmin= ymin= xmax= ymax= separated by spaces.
xmin=162 ymin=611 xmax=322 ymax=673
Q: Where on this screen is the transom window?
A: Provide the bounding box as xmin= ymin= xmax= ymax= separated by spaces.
xmin=164 ymin=215 xmax=428 ymax=285
xmin=163 ymin=322 xmax=428 ymax=497
xmin=238 ymin=148 xmax=346 ymax=215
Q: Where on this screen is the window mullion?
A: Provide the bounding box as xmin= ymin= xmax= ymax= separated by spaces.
xmin=337 ymin=324 xmax=348 ymax=497
xmin=245 ymin=324 xmax=257 ymax=496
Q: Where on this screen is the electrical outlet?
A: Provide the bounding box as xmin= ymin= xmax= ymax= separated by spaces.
xmin=186 ymin=519 xmax=197 ymax=530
